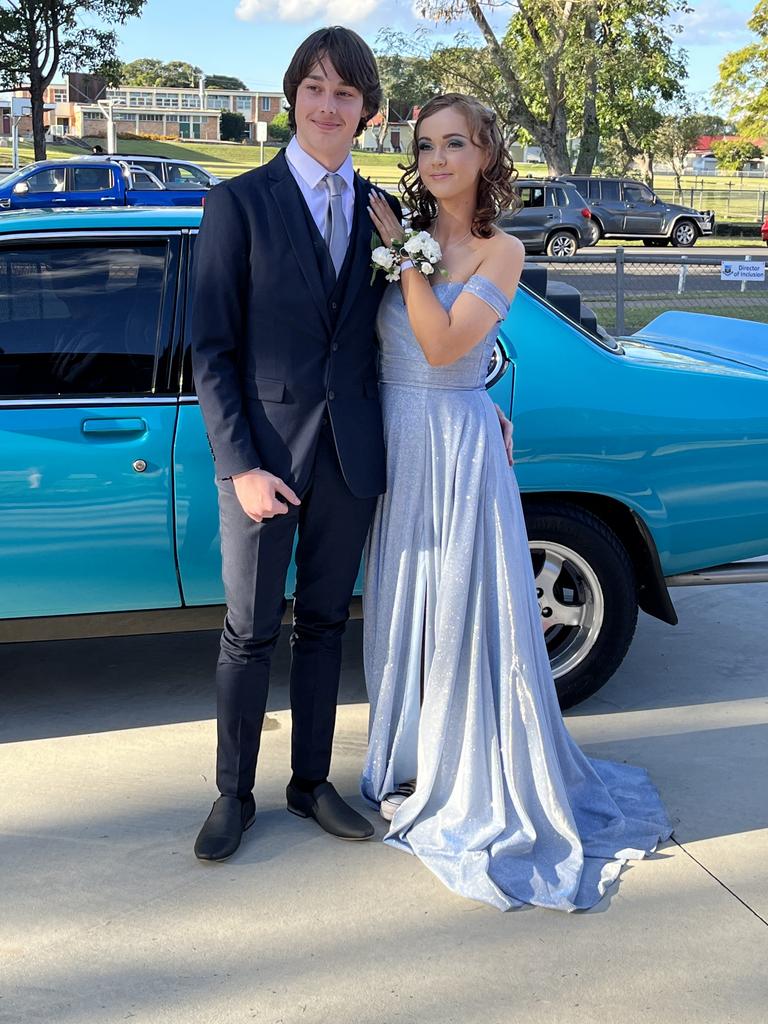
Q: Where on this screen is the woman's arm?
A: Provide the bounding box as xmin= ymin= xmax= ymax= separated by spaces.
xmin=368 ymin=192 xmax=525 ymax=367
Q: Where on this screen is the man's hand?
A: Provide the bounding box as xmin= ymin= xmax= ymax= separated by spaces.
xmin=231 ymin=468 xmax=301 ymax=523
xmin=494 ymin=403 xmax=514 ymax=466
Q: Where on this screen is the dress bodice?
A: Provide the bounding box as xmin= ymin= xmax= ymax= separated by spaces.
xmin=375 ymin=274 xmax=510 ymax=390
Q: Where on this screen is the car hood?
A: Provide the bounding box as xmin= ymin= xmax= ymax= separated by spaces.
xmin=664 ymin=201 xmax=707 ymax=217
xmin=621 ymin=311 xmax=768 ymax=376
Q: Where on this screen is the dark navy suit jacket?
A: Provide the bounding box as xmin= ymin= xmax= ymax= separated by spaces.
xmin=190 ymin=149 xmax=400 ymax=498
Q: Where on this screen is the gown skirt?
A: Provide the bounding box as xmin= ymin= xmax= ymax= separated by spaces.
xmin=361 ymin=274 xmax=674 ymax=912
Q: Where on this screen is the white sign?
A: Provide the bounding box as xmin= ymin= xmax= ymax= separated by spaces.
xmin=720 ymin=260 xmax=766 ymax=282
xmin=255 ymin=120 xmax=268 ymax=143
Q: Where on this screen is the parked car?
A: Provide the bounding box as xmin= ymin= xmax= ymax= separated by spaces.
xmin=498 ymin=178 xmax=594 ymax=256
xmin=1 ymin=207 xmax=766 ymax=708
xmin=560 ymin=175 xmax=714 ymax=246
xmin=761 ymin=214 xmax=768 ymax=245
xmin=82 ymin=153 xmax=221 ymax=189
xmin=0 ymin=159 xmax=207 ymax=211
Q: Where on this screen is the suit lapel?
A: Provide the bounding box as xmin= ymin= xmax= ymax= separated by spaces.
xmin=333 ymin=174 xmax=376 ymax=335
xmin=269 ymin=151 xmax=331 ymax=333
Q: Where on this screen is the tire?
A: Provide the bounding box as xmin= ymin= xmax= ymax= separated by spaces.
xmin=590 ymin=219 xmax=604 ymax=242
xmin=642 ymin=238 xmax=670 ymax=247
xmin=671 ymin=219 xmax=698 ymax=247
xmin=546 ymin=230 xmax=579 ymax=257
xmin=523 ymin=503 xmax=638 ymax=709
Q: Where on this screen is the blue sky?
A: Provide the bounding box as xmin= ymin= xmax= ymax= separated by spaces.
xmin=109 ymin=0 xmax=759 ymax=103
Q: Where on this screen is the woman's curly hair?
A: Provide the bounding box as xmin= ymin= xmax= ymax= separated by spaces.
xmin=400 ymin=94 xmax=521 ymax=238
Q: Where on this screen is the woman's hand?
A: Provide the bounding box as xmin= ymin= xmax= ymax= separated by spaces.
xmin=368 ymin=190 xmax=405 ymax=246
xmin=494 ymin=403 xmax=514 ymax=466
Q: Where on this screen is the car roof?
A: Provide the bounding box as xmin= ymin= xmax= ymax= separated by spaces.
xmin=0 ymin=205 xmax=203 ymax=234
xmin=516 ymin=177 xmax=580 ymax=189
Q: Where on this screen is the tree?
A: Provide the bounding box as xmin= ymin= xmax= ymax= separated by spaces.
xmin=0 ymin=0 xmax=146 ymax=159
xmin=268 ymin=109 xmax=290 ymax=143
xmin=374 ymin=38 xmax=440 ymax=153
xmin=120 ymin=57 xmax=165 ymax=86
xmin=653 ymin=113 xmax=702 ymax=189
xmin=415 ymin=0 xmax=689 ymax=176
xmin=710 ymin=138 xmax=763 ymax=171
xmin=205 ymin=74 xmax=247 ymax=90
xmin=713 ymin=0 xmax=768 ymax=137
xmin=220 ymin=110 xmax=245 ymax=142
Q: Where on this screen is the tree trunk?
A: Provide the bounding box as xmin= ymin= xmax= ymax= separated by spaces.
xmin=29 ymin=73 xmax=47 ymax=162
xmin=539 ymin=117 xmax=572 ymax=176
xmin=637 ymin=151 xmax=654 ymax=187
xmin=574 ymin=11 xmax=599 ymax=175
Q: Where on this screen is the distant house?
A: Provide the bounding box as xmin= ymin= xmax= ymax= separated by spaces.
xmin=685 ymin=135 xmax=768 ymax=174
xmin=358 ymin=103 xmax=419 ymax=153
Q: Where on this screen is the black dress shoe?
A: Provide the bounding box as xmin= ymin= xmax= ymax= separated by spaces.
xmin=194 ymin=794 xmax=256 ymax=861
xmin=286 ymin=781 xmax=374 ymax=841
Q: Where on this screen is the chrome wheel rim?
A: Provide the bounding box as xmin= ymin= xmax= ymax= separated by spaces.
xmin=674 ymin=223 xmax=695 ymax=245
xmin=529 ymin=540 xmax=605 ymax=678
xmin=550 ymin=234 xmax=577 ymax=257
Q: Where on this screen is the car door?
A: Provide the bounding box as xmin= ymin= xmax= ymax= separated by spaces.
xmin=592 ymin=180 xmax=624 ymax=233
xmin=622 ymin=182 xmax=663 ymax=234
xmin=66 ymin=164 xmax=117 ymax=208
xmin=0 ymin=231 xmax=183 ymax=620
xmin=504 ymin=185 xmax=549 ymax=248
xmin=9 ymin=166 xmax=67 ymax=210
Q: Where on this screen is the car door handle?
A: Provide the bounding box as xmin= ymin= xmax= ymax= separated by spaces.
xmin=81 ymin=418 xmax=147 ymax=435
xmin=99 ymin=196 xmax=114 ymax=202
xmin=51 ymin=198 xmax=67 ymax=203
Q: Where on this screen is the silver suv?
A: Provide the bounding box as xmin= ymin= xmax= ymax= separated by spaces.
xmin=497 ymin=179 xmax=594 ymax=257
xmin=560 ymin=176 xmax=714 ymax=247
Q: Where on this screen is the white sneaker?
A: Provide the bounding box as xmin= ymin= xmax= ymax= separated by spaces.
xmin=380 ymin=780 xmax=416 ymax=822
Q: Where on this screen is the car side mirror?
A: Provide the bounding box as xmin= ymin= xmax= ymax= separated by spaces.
xmin=12 ymin=181 xmax=30 ymax=195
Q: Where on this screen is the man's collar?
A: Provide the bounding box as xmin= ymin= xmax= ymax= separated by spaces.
xmin=286 ymin=135 xmax=354 ymax=191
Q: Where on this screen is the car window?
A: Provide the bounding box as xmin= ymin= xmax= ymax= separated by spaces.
xmin=24 ymin=168 xmax=66 ymax=193
xmin=166 ymin=163 xmax=209 ymax=186
xmin=70 ymin=167 xmax=113 ymax=192
xmin=549 ymin=187 xmax=569 ymax=207
xmin=0 ymin=242 xmax=167 ymax=397
xmin=600 ymin=181 xmax=621 ymax=201
xmin=129 ymin=169 xmax=162 ymax=190
xmin=629 ymin=184 xmax=654 ymax=203
xmin=518 ymin=186 xmax=546 ymax=209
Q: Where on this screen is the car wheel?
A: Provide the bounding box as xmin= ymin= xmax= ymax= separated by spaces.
xmin=523 ymin=503 xmax=638 ymax=709
xmin=589 ymin=219 xmax=604 ymax=242
xmin=671 ymin=220 xmax=698 ymax=247
xmin=546 ymin=231 xmax=579 ymax=257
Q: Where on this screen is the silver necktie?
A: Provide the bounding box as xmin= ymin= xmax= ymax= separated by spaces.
xmin=323 ymin=172 xmax=348 ymax=279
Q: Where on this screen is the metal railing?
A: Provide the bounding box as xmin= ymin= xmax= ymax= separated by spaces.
xmin=526 ymin=248 xmax=768 ymax=336
xmin=654 ymin=187 xmax=767 ymax=224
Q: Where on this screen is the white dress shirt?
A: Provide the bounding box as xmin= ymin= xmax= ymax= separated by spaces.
xmin=285 ymin=135 xmax=355 ymax=244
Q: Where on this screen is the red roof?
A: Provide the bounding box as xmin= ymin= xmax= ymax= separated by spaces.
xmin=695 ymin=134 xmax=766 ymax=152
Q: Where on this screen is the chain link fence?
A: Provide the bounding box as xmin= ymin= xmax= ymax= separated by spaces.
xmin=526 ymin=249 xmax=768 ymax=335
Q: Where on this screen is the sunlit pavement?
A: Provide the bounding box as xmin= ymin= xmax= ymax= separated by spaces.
xmin=1 ymin=577 xmax=767 ymax=1024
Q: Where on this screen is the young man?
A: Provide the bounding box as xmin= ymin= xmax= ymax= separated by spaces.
xmin=191 ymin=27 xmax=400 ymax=860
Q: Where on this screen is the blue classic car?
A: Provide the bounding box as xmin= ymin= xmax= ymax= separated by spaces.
xmin=1 ymin=207 xmax=766 ymax=707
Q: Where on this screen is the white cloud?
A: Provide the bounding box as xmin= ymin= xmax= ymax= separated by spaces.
xmin=677 ymin=1 xmax=753 ymax=46
xmin=235 ymin=0 xmax=382 ymax=22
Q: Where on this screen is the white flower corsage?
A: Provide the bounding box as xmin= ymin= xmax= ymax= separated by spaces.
xmin=370 ymin=229 xmax=444 ymax=284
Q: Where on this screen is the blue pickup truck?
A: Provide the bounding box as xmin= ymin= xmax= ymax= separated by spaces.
xmin=0 ymin=206 xmax=766 ymax=707
xmin=0 ymin=158 xmax=207 ymax=210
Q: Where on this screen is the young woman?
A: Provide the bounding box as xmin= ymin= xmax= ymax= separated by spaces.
xmin=362 ymin=94 xmax=673 ymax=912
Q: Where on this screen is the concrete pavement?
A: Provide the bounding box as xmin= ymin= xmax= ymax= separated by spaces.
xmin=1 ymin=578 xmax=767 ymax=1024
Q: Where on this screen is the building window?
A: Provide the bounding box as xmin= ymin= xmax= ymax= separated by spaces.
xmin=53 ymin=89 xmax=67 ymax=103
xmin=236 ymin=95 xmax=251 ymax=113
xmin=207 ymin=95 xmax=230 ymax=110
xmin=261 ymin=97 xmax=271 ymax=112
xmin=138 ymin=114 xmax=164 ymax=122
xmin=83 ymin=110 xmax=105 ymax=120
xmin=181 ymin=96 xmax=201 ymax=109
xmin=155 ymin=93 xmax=180 ymax=108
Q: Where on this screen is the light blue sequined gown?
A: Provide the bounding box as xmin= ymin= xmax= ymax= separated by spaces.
xmin=361 ymin=274 xmax=673 ymax=912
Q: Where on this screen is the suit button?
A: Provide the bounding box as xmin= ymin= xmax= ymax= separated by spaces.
xmin=331 ymin=301 xmax=338 ymax=310
xmin=321 ymin=417 xmax=328 ymax=426
xmin=331 ymin=342 xmax=339 ymax=351
xmin=328 ymin=390 xmax=335 ymax=400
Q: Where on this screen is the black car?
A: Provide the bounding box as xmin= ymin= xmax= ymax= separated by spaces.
xmin=498 ymin=178 xmax=594 ymax=257
xmin=560 ymin=176 xmax=714 ymax=247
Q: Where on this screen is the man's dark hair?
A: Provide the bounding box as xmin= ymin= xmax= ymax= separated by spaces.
xmin=283 ymin=26 xmax=382 ymax=137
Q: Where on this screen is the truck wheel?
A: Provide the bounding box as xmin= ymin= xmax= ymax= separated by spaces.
xmin=546 ymin=231 xmax=579 ymax=257
xmin=523 ymin=503 xmax=638 ymax=709
xmin=671 ymin=220 xmax=698 ymax=247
